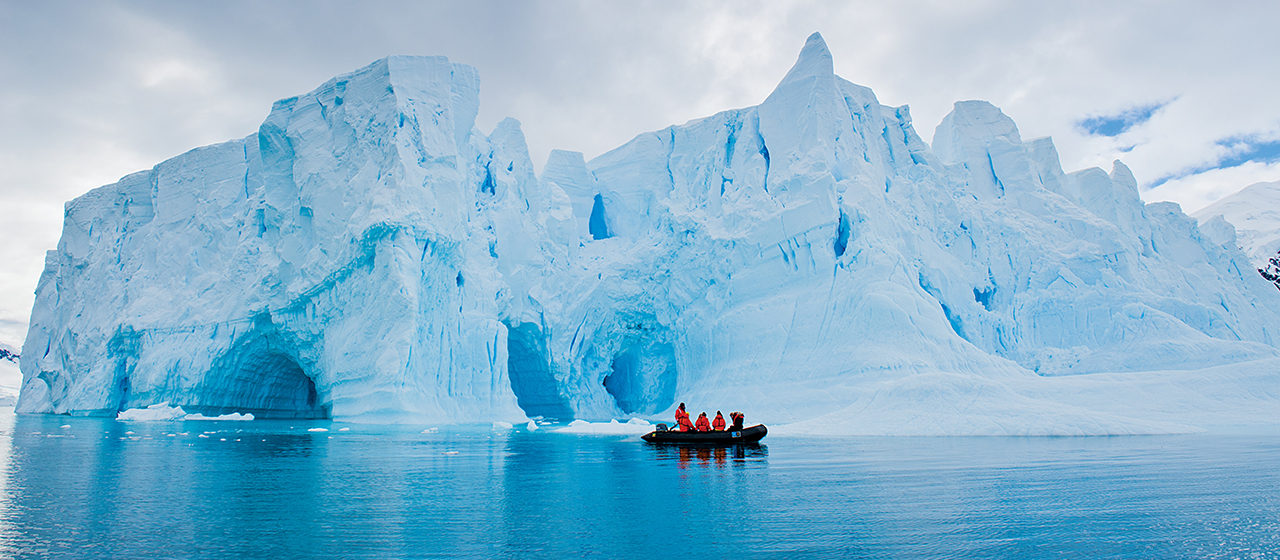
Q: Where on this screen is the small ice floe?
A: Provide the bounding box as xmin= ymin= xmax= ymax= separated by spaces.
xmin=117 ymin=403 xmax=187 ymax=422
xmin=526 ymin=421 xmax=539 ymax=431
xmin=183 ymin=412 xmax=254 ymax=421
xmin=556 ymin=418 xmax=654 ymax=435
xmin=307 ymin=428 xmax=329 ymax=432
xmin=421 ymin=427 xmax=439 ymax=434
xmin=198 ymin=434 xmax=210 ymax=438
xmin=338 ymin=427 xmax=350 ymax=432
xmin=492 ymin=421 xmax=514 ymax=430
xmin=443 ymin=451 xmax=459 ymax=455
xmin=59 ymin=425 xmax=70 ymax=429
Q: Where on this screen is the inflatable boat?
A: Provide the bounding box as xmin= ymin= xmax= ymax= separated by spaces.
xmin=641 ymin=424 xmax=767 ymax=444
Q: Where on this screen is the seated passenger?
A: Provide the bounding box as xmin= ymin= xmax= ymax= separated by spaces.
xmin=695 ymin=412 xmax=711 ymax=432
xmin=712 ymin=411 xmax=726 ymax=431
xmin=675 ymin=402 xmax=693 ymax=431
xmin=729 ymin=412 xmax=744 ymax=431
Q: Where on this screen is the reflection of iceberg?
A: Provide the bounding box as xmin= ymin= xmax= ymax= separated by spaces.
xmin=16 ymin=34 xmax=1280 ymax=434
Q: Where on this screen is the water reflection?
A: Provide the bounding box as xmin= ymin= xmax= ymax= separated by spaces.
xmin=0 ymin=413 xmax=1276 ymax=559
xmin=647 ymin=443 xmax=768 ymax=469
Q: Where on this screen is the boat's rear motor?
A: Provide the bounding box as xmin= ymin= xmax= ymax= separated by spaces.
xmin=655 ymin=423 xmax=669 ymax=432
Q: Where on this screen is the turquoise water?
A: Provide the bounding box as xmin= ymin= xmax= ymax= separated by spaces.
xmin=0 ymin=411 xmax=1277 ymax=559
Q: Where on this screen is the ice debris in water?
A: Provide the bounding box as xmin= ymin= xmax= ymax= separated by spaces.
xmin=526 ymin=421 xmax=539 ymax=431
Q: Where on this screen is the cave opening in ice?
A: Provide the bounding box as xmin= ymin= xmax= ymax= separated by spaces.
xmin=505 ymin=321 xmax=573 ymax=419
xmin=196 ymin=324 xmax=329 ymax=419
xmin=602 ymin=336 xmax=678 ymax=415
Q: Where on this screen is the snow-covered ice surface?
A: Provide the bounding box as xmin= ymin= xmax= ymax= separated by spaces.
xmin=16 ymin=34 xmax=1280 ymax=435
xmin=1193 ymin=180 xmax=1280 ymax=270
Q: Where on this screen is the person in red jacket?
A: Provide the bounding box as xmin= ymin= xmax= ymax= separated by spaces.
xmin=674 ymin=402 xmax=693 ymax=432
xmin=712 ymin=411 xmax=726 ymax=431
xmin=694 ymin=412 xmax=711 ymax=432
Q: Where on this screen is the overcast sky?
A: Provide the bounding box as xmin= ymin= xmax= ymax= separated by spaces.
xmin=2 ymin=0 xmax=1278 ymax=347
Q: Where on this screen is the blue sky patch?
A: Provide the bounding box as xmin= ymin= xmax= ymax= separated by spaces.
xmin=1149 ymin=133 xmax=1280 ymax=188
xmin=1214 ymin=135 xmax=1280 ymax=169
xmin=1078 ymin=101 xmax=1169 ymax=137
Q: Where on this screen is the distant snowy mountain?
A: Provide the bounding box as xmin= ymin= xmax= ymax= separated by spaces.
xmin=0 ymin=343 xmax=17 ymax=364
xmin=1193 ymin=180 xmax=1280 ymax=270
xmin=0 ymin=343 xmax=18 ymax=406
xmin=15 ymin=33 xmax=1280 ymax=433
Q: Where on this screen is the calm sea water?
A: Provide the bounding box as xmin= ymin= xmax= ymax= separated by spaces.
xmin=0 ymin=411 xmax=1277 ymax=559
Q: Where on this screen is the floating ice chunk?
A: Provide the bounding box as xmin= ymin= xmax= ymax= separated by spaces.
xmin=183 ymin=412 xmax=254 ymax=421
xmin=421 ymin=427 xmax=439 ymax=434
xmin=493 ymin=421 xmax=514 ymax=430
xmin=556 ymin=419 xmax=654 ymax=435
xmin=627 ymin=418 xmax=650 ymax=425
xmin=59 ymin=425 xmax=70 ymax=429
xmin=338 ymin=427 xmax=350 ymax=432
xmin=118 ymin=403 xmax=187 ymax=421
xmin=307 ymin=428 xmax=328 ymax=432
xmin=526 ymin=421 xmax=539 ymax=431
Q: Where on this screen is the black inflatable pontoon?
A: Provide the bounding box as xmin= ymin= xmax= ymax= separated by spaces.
xmin=641 ymin=424 xmax=767 ymax=444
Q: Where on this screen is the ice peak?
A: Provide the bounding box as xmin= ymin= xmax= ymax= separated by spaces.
xmin=777 ymin=32 xmax=835 ymax=88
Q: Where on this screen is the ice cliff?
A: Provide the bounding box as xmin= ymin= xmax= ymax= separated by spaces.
xmin=18 ymin=34 xmax=1280 ymax=433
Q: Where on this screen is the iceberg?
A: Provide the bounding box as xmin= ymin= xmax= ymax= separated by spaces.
xmin=16 ymin=34 xmax=1280 ymax=434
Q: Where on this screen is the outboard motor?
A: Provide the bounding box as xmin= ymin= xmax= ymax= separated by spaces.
xmin=655 ymin=423 xmax=669 ymax=432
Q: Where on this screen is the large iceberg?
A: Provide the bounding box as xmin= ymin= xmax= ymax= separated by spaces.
xmin=18 ymin=34 xmax=1280 ymax=433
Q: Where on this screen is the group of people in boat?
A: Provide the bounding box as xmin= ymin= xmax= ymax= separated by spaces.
xmin=673 ymin=402 xmax=745 ymax=432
